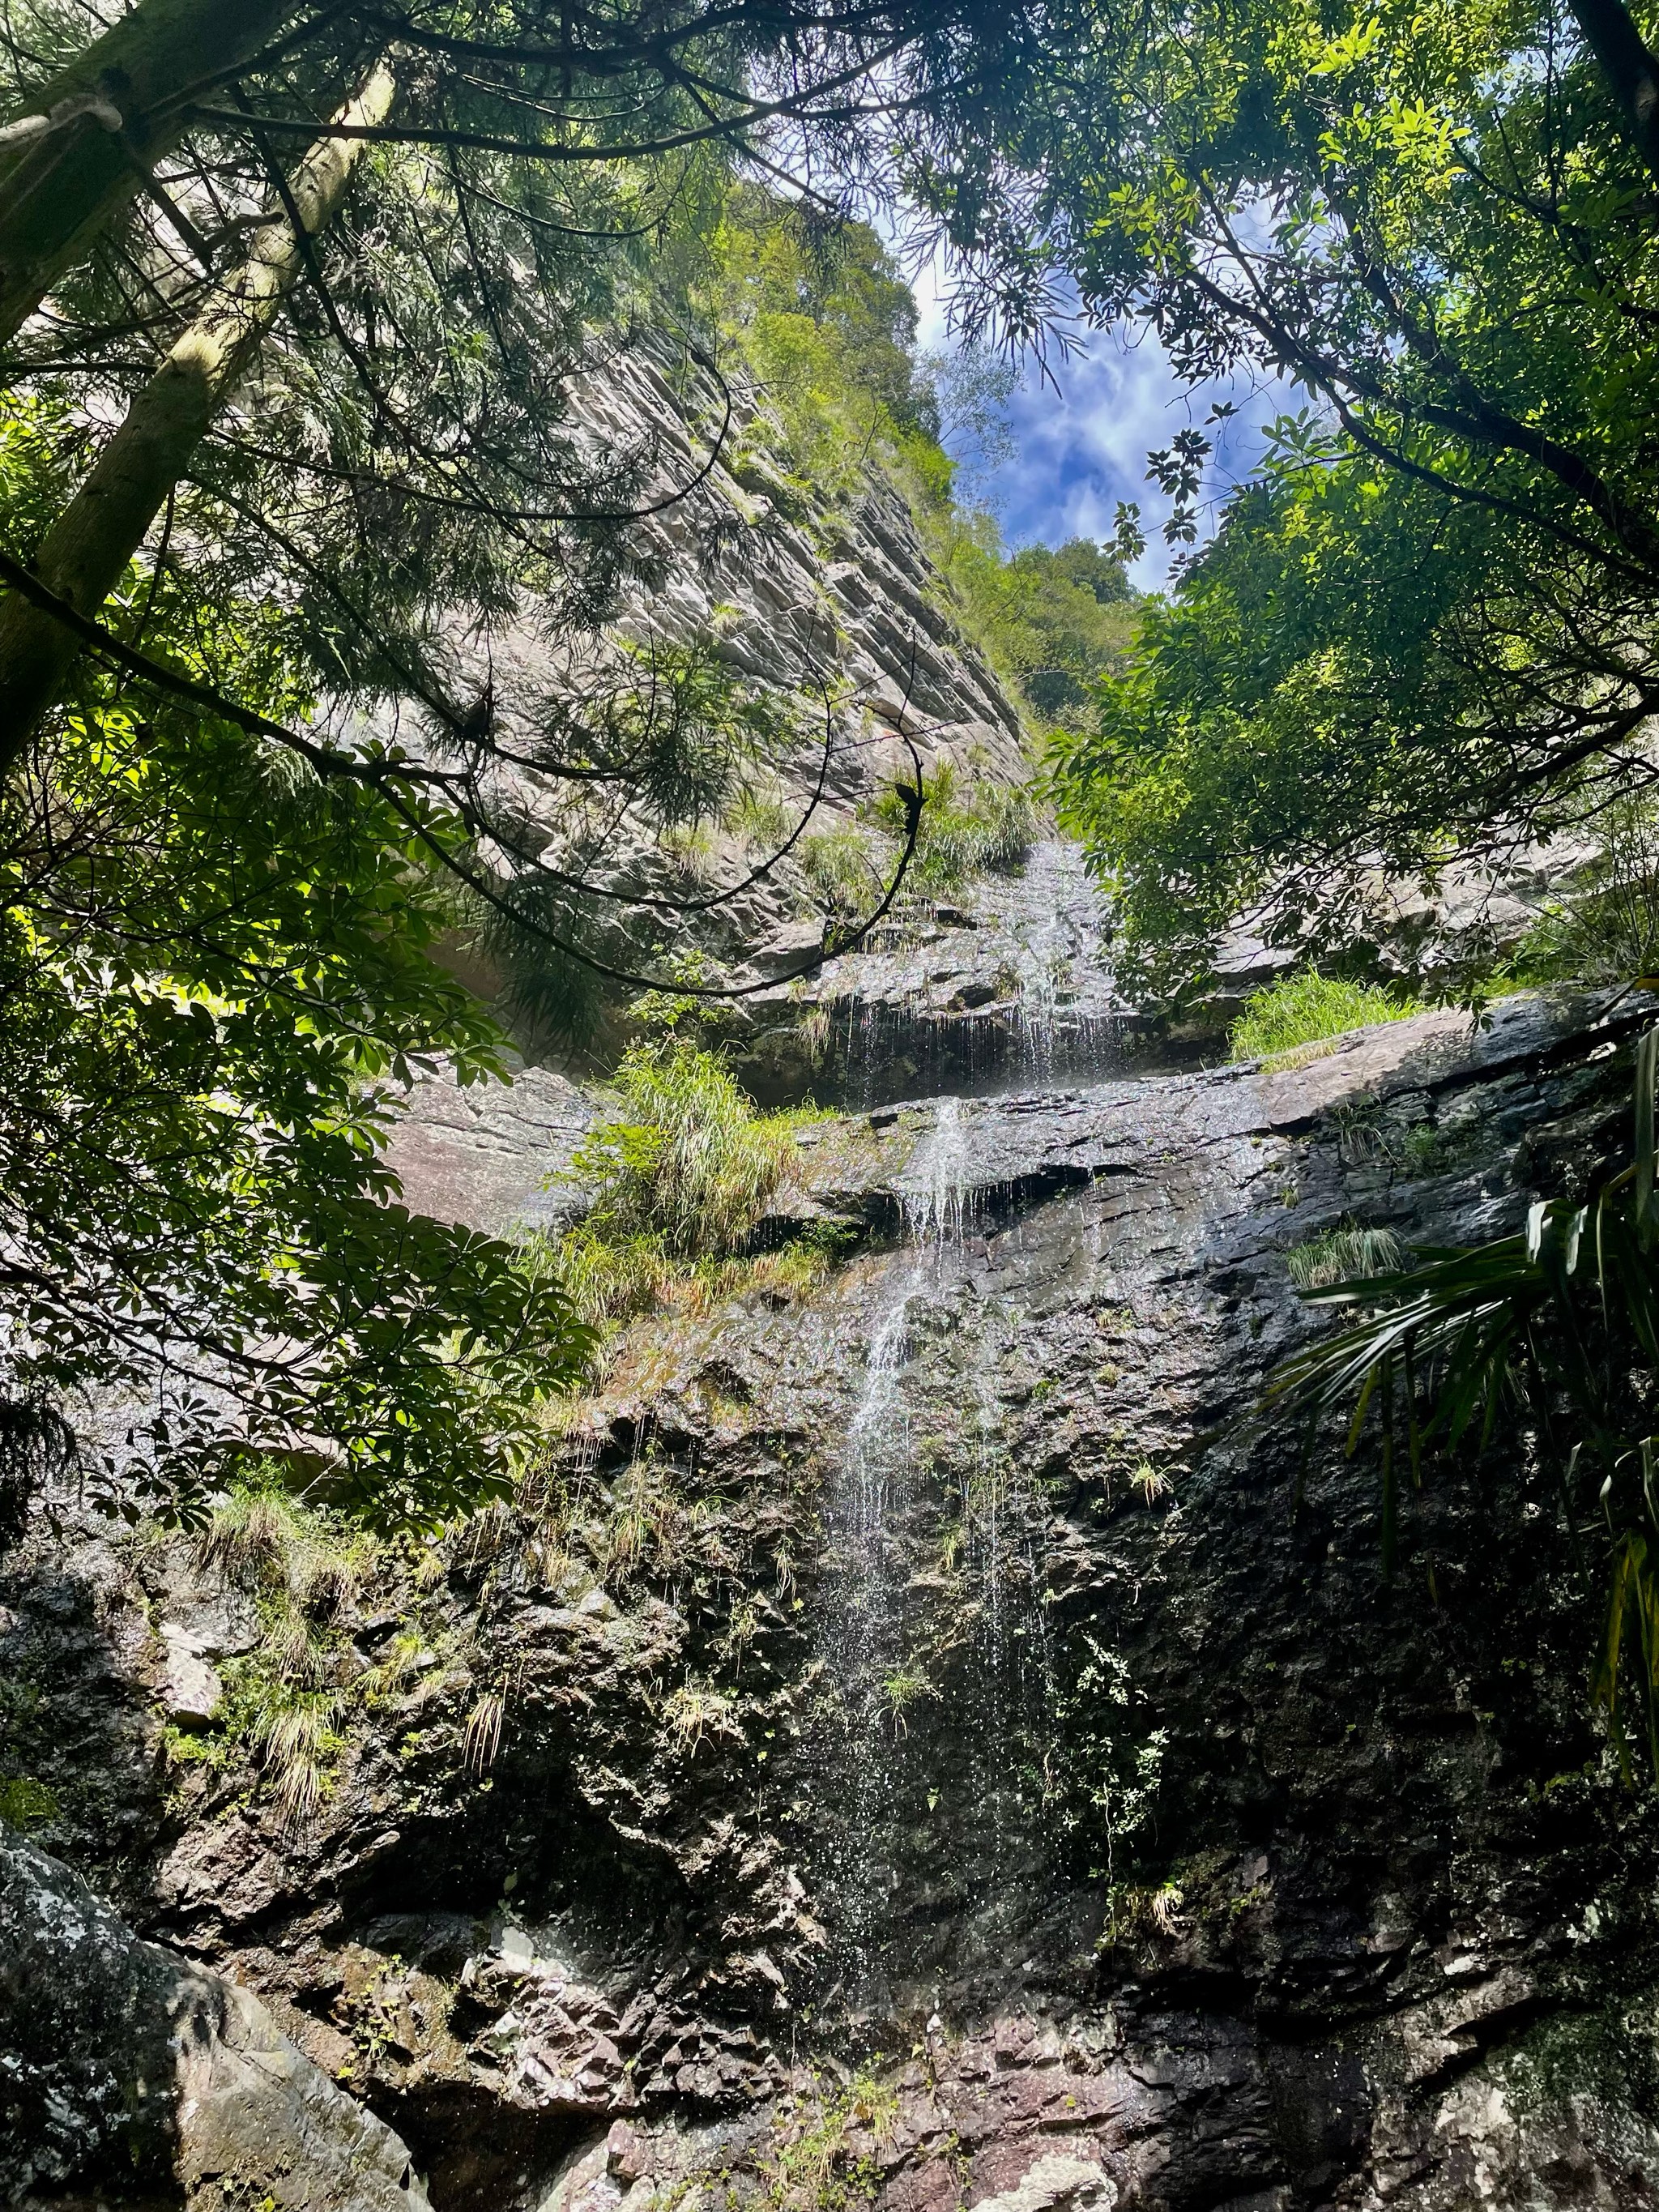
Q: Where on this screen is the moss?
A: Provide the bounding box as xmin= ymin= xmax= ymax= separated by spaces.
xmin=1499 ymin=2007 xmax=1659 ymax=2128
xmin=0 ymin=1773 xmax=58 ymax=1829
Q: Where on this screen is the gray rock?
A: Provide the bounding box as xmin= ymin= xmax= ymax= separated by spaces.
xmin=160 ymin=1625 xmax=223 ymax=1728
xmin=0 ymin=1832 xmax=429 ymax=2207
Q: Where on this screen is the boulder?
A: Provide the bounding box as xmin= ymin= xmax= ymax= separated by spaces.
xmin=0 ymin=1832 xmax=428 ymax=2209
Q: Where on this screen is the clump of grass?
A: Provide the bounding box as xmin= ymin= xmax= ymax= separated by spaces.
xmin=552 ymin=1043 xmax=843 ymax=1329
xmin=869 ymin=756 xmax=1040 ymax=895
xmin=1147 ymin=1880 xmax=1188 ymax=1936
xmin=727 ymin=779 xmax=796 ymax=853
xmin=253 ymin=1690 xmax=346 ymax=1830
xmin=792 ymin=759 xmax=1040 ymax=932
xmin=463 ymin=1687 xmax=507 ymax=1775
xmin=191 ymin=1469 xmax=381 ymax=1831
xmin=877 ymin=1664 xmax=936 ymax=1737
xmin=195 ymin=1480 xmax=311 ymax=1591
xmin=569 ymin=1040 xmax=817 ymax=1259
xmin=1128 ymin=1461 xmax=1171 ymax=1505
xmin=1229 ymin=969 xmax=1426 ymax=1068
xmin=1286 ymin=1223 xmax=1404 ymax=1291
xmin=800 ymin=823 xmax=884 ymax=920
xmin=663 ymin=1677 xmax=741 ymax=1752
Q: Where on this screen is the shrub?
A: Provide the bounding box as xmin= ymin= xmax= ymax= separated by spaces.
xmin=1229 ymin=970 xmax=1426 ymax=1065
xmin=569 ymin=1041 xmax=813 ymax=1258
xmin=868 ymin=758 xmax=1041 ymax=896
xmin=551 ymin=1044 xmax=841 ymax=1328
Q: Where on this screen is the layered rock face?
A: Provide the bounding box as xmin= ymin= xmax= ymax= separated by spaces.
xmin=420 ymin=330 xmax=1034 ymax=1038
xmin=8 ymin=981 xmax=1659 ymax=2210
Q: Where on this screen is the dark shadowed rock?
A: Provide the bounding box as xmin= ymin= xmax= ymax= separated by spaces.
xmin=0 ymin=1832 xmax=429 ymax=2208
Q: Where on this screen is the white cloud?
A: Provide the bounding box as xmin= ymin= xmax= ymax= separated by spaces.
xmin=901 ymin=234 xmax=1290 ymax=588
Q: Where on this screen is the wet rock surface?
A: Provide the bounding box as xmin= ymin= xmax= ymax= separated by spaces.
xmin=7 ymin=987 xmax=1659 ymax=2206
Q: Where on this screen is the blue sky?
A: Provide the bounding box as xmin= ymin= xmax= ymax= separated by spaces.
xmin=908 ymin=254 xmax=1286 ymax=591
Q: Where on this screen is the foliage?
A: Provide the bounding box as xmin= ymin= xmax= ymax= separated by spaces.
xmin=1050 ymin=1626 xmax=1169 ymax=1876
xmin=753 ymin=2072 xmax=898 ymax=2212
xmin=550 ymin=1041 xmax=839 ymax=1326
xmin=569 ymin=1040 xmax=815 ymax=1258
xmin=1286 ymin=1224 xmax=1404 ymax=1292
xmin=919 ymin=513 xmax=1140 ymax=728
xmin=701 ymin=185 xmax=1138 ymax=733
xmin=2 ymin=663 xmax=595 ymax=1528
xmin=1259 ymin=1026 xmax=1659 ymax=1779
xmin=556 ymin=1223 xmax=842 ymax=1330
xmin=1228 ymin=971 xmax=1426 ymax=1066
xmin=706 ymin=185 xmax=940 ymax=498
xmin=1 ymin=0 xmax=1040 ymax=1528
xmin=798 ymin=824 xmax=885 ymax=925
xmin=1512 ymin=796 xmax=1659 ymax=989
xmin=1017 ymin=0 xmax=1659 ymax=985
xmin=186 ymin=1469 xmax=385 ymax=1826
xmin=868 ymin=757 xmax=1040 ymax=895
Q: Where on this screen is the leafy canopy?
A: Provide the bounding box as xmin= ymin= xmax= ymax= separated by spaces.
xmin=995 ymin=0 xmax=1659 ymax=984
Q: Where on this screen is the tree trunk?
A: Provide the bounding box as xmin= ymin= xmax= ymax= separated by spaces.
xmin=1572 ymin=0 xmax=1659 ymax=183
xmin=0 ymin=59 xmax=395 ymax=771
xmin=0 ymin=0 xmax=303 ymax=352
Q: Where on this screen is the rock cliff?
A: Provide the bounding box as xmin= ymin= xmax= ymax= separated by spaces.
xmin=5 ymin=292 xmax=1653 ymax=2212
xmin=8 ymin=980 xmax=1659 ymax=2210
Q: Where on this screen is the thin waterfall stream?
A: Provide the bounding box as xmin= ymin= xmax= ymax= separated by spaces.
xmin=813 ymin=1091 xmax=1058 ymax=2019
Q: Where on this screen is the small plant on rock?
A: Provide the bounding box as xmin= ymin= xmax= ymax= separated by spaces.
xmin=1286 ymin=1224 xmax=1403 ymax=1291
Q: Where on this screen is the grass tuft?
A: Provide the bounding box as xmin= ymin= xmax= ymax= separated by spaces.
xmin=551 ymin=1042 xmax=845 ymax=1329
xmin=1286 ymin=1223 xmax=1404 ymax=1291
xmin=868 ymin=756 xmax=1040 ymax=895
xmin=1229 ymin=969 xmax=1425 ymax=1068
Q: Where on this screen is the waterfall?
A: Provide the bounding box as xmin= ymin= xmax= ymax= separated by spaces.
xmin=821 ymin=840 xmax=1124 ymax=1110
xmin=1010 ymin=841 xmax=1118 ymax=1087
xmin=813 ymin=1095 xmax=1053 ymax=2018
xmin=817 ymin=1100 xmax=965 ymax=1994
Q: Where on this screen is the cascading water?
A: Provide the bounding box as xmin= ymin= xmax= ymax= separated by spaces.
xmin=813 ymin=1095 xmax=1056 ymax=2020
xmin=816 ymin=1100 xmax=964 ymax=1996
xmin=1009 ymin=842 xmax=1115 ymax=1085
xmin=820 ymin=840 xmax=1127 ymax=1109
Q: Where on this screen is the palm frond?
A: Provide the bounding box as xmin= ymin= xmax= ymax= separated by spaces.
xmin=1257 ymin=1024 xmax=1659 ymax=1779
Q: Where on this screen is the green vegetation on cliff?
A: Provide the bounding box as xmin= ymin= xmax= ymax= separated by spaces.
xmin=0 ymin=7 xmax=1067 ymax=1527
xmin=1229 ymin=972 xmax=1427 ymax=1069
xmin=552 ymin=1041 xmax=851 ymax=1328
xmin=697 ymin=185 xmax=1140 ymax=732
